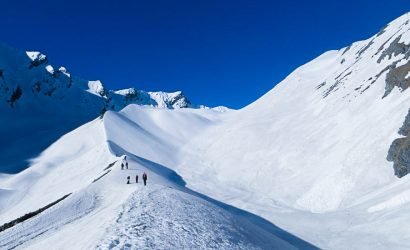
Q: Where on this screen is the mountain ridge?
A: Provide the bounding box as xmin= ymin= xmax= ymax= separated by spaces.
xmin=2 ymin=11 xmax=410 ymax=249
xmin=0 ymin=42 xmax=229 ymax=173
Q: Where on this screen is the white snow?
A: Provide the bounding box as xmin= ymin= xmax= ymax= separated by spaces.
xmin=0 ymin=41 xmax=224 ymax=173
xmin=45 ymin=65 xmax=54 ymax=74
xmin=2 ymin=10 xmax=410 ymax=250
xmin=0 ymin=116 xmax=308 ymax=249
xmin=58 ymin=66 xmax=70 ymax=77
xmin=87 ymin=80 xmax=105 ymax=96
xmin=368 ymin=189 xmax=410 ymax=213
xmin=114 ymin=88 xmax=136 ymax=97
xmin=26 ymin=51 xmax=46 ymax=62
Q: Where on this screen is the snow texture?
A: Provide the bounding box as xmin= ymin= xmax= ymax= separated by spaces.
xmin=0 ymin=43 xmax=228 ymax=174
xmin=3 ymin=11 xmax=410 ymax=250
xmin=0 ymin=118 xmax=312 ymax=249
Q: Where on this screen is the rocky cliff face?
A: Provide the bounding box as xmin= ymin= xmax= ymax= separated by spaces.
xmin=294 ymin=13 xmax=410 ymax=178
xmin=0 ymin=43 xmax=216 ymax=173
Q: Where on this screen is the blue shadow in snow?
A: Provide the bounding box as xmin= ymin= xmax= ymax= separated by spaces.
xmin=108 ymin=141 xmax=186 ymax=186
xmin=107 ymin=140 xmax=318 ymax=249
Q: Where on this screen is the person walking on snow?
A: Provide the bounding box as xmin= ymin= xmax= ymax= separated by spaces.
xmin=121 ymin=163 xmax=124 ymax=170
xmin=126 ymin=162 xmax=128 ymax=169
xmin=142 ymin=172 xmax=148 ymax=186
xmin=136 ymin=175 xmax=139 ymax=183
xmin=127 ymin=176 xmax=130 ymax=184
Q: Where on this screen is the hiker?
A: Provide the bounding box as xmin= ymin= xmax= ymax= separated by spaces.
xmin=124 ymin=155 xmax=127 ymax=161
xmin=127 ymin=176 xmax=130 ymax=184
xmin=142 ymin=172 xmax=148 ymax=186
xmin=136 ymin=175 xmax=139 ymax=183
xmin=126 ymin=162 xmax=129 ymax=169
xmin=121 ymin=163 xmax=124 ymax=170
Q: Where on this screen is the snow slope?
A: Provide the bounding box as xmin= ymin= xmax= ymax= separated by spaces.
xmin=0 ymin=113 xmax=314 ymax=249
xmin=171 ymin=12 xmax=410 ymax=248
xmin=2 ymin=11 xmax=410 ymax=250
xmin=0 ymin=43 xmax=228 ymax=174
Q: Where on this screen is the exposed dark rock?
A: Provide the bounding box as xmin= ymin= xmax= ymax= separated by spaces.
xmin=384 ymin=60 xmax=410 ymax=97
xmin=387 ymin=109 xmax=410 ymax=177
xmin=29 ymin=57 xmax=48 ymax=69
xmin=104 ymin=161 xmax=117 ymax=171
xmin=0 ymin=193 xmax=71 ymax=233
xmin=67 ymin=78 xmax=72 ymax=88
xmin=354 ymin=85 xmax=362 ymax=91
xmin=360 ymin=85 xmax=371 ymax=94
xmin=323 ymin=83 xmax=339 ymax=98
xmin=387 ymin=136 xmax=410 ymax=177
xmin=335 ymin=67 xmax=353 ymax=81
xmin=323 ymin=71 xmax=352 ymax=98
xmin=356 ymin=39 xmax=374 ymax=59
xmin=341 ymin=45 xmax=351 ymax=56
xmin=99 ymin=107 xmax=107 ymax=119
xmin=169 ymin=92 xmax=192 ymax=108
xmin=98 ymin=88 xmax=106 ymax=96
xmin=371 ymin=66 xmax=391 ymax=89
xmin=399 ymin=109 xmax=410 ymax=136
xmin=124 ymin=89 xmax=138 ymax=101
xmin=316 ymin=82 xmax=326 ymax=90
xmin=92 ymin=170 xmax=111 ymax=183
xmin=377 ymin=35 xmax=410 ymax=63
xmin=7 ymin=85 xmax=22 ymax=107
xmin=375 ymin=30 xmax=403 ymax=57
xmin=376 ymin=24 xmax=388 ymax=37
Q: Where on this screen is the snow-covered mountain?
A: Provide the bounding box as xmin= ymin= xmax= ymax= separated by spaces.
xmin=2 ymin=11 xmax=410 ymax=250
xmin=0 ymin=43 xmax=226 ymax=174
xmin=0 ymin=45 xmax=197 ymax=111
xmin=0 ymin=108 xmax=314 ymax=249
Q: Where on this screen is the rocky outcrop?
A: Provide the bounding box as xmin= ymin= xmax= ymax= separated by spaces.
xmin=7 ymin=85 xmax=22 ymax=107
xmin=384 ymin=60 xmax=410 ymax=97
xmin=377 ymin=36 xmax=410 ymax=63
xmin=387 ymin=109 xmax=410 ymax=177
xmin=0 ymin=43 xmax=216 ymax=113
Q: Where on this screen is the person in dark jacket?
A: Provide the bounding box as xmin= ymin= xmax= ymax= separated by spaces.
xmin=127 ymin=176 xmax=130 ymax=184
xmin=142 ymin=172 xmax=148 ymax=186
xmin=121 ymin=163 xmax=124 ymax=170
xmin=126 ymin=162 xmax=129 ymax=169
xmin=136 ymin=175 xmax=139 ymax=183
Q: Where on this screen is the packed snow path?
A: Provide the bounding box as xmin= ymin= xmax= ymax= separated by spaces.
xmin=0 ymin=143 xmax=315 ymax=249
xmin=94 ymin=154 xmax=315 ymax=250
xmin=97 ymin=184 xmax=290 ymax=250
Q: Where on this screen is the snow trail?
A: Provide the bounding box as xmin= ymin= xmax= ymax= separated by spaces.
xmin=97 ymin=184 xmax=292 ymax=250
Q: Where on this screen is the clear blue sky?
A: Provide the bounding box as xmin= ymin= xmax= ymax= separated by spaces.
xmin=2 ymin=1 xmax=409 ymax=108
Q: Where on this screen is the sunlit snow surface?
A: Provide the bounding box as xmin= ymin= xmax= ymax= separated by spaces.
xmin=0 ymin=116 xmax=313 ymax=249
xmin=2 ymin=11 xmax=410 ymax=250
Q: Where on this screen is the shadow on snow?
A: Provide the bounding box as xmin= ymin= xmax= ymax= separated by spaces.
xmin=107 ymin=140 xmax=318 ymax=249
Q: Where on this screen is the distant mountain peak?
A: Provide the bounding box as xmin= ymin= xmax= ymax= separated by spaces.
xmin=0 ymin=43 xmax=229 ymax=173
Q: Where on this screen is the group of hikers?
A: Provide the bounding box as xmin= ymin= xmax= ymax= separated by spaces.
xmin=121 ymin=156 xmax=128 ymax=170
xmin=121 ymin=155 xmax=148 ymax=186
xmin=126 ymin=173 xmax=148 ymax=186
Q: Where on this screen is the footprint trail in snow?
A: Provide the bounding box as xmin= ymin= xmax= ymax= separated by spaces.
xmin=97 ymin=184 xmax=287 ymax=250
